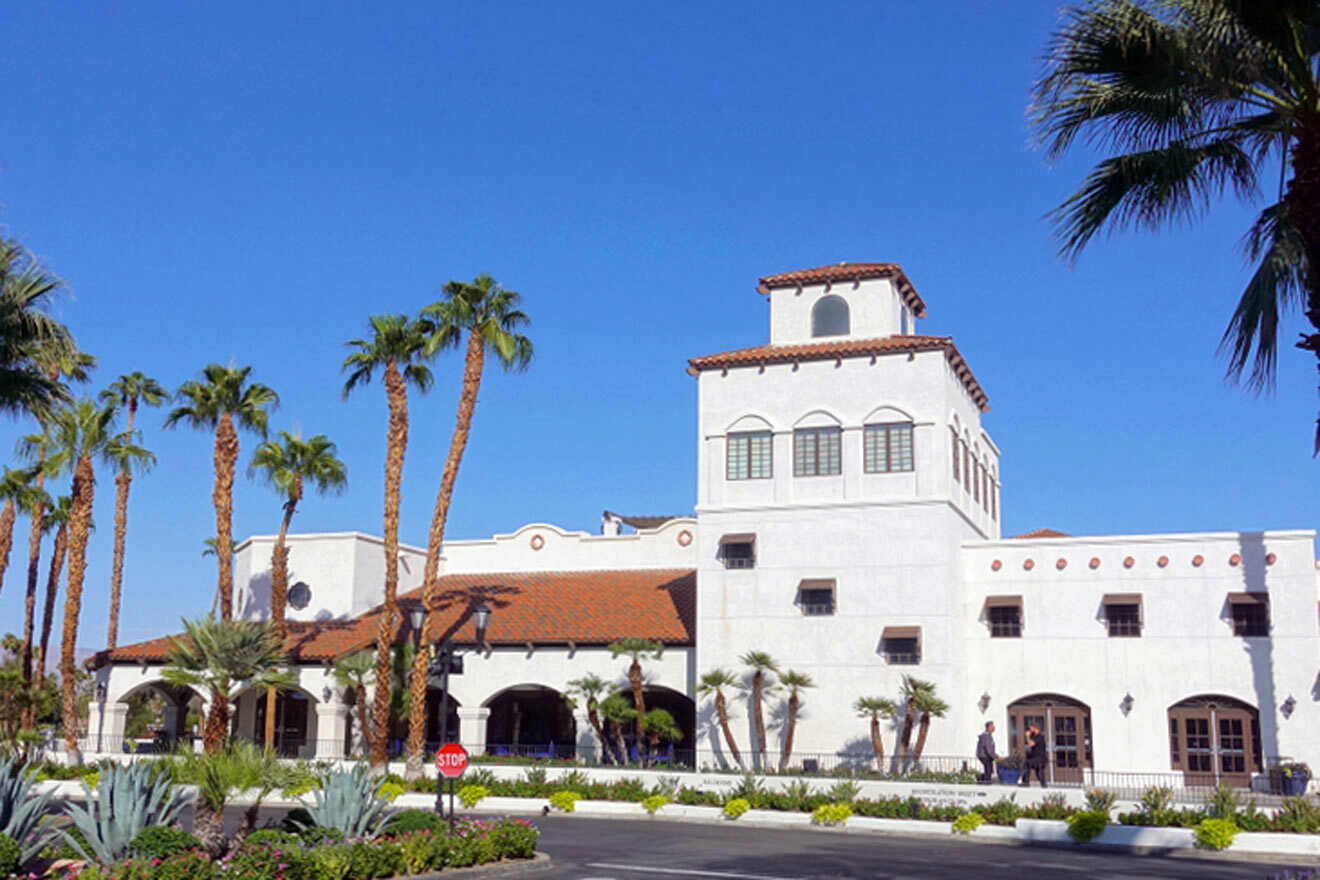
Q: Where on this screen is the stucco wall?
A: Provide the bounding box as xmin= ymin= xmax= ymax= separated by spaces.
xmin=767 ymin=277 xmax=914 ymax=345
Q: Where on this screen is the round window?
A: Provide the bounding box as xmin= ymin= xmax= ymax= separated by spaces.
xmin=288 ymin=581 xmax=312 ymax=610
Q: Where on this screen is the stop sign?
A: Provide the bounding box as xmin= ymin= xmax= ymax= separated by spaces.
xmin=435 ymin=743 xmax=469 ymax=779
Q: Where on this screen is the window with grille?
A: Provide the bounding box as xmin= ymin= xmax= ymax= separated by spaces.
xmin=864 ymin=423 xmax=914 ymax=473
xmin=794 ymin=427 xmax=841 ymax=476
xmin=722 ymin=541 xmax=755 ymax=569
xmin=951 ymin=431 xmax=960 ymax=482
xmin=1230 ymin=600 xmax=1270 ymax=636
xmin=727 ymin=431 xmax=772 ymax=480
xmin=1106 ymin=603 xmax=1142 ymax=637
xmin=882 ymin=637 xmax=920 ymax=665
xmin=798 ymin=587 xmax=835 ymax=616
xmin=973 ymin=462 xmax=981 ymax=503
xmin=963 ymin=442 xmax=971 ymax=489
xmin=988 ymin=605 xmax=1021 ymax=638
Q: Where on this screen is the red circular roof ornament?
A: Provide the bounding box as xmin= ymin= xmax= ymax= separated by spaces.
xmin=1229 ymin=553 xmax=1241 ymax=566
xmin=991 ymin=559 xmax=1002 ymax=572
xmin=1266 ymin=552 xmax=1277 ymax=565
xmin=1056 ymin=558 xmax=1067 ymax=570
xmin=677 ymin=529 xmax=693 ymax=547
xmin=1089 ymin=557 xmax=1101 ymax=569
xmin=436 ymin=743 xmax=469 ymax=779
xmin=1023 ymin=558 xmax=1035 ymax=571
xmin=1123 ymin=556 xmax=1135 ymax=568
xmin=1157 ymin=556 xmax=1169 ymax=568
xmin=1192 ymin=554 xmax=1204 ymax=567
xmin=530 ymin=534 xmax=545 ymax=551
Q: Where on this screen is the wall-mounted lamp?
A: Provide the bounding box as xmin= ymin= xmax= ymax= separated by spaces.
xmin=1282 ymin=695 xmax=1297 ymax=718
xmin=94 ymin=681 xmax=107 ymax=702
xmin=1120 ymin=692 xmax=1134 ymax=716
xmin=978 ymin=692 xmax=991 ymax=713
xmin=322 ymin=686 xmax=334 ymax=703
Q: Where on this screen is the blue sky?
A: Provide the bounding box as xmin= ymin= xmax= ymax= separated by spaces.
xmin=0 ymin=1 xmax=1316 ymax=651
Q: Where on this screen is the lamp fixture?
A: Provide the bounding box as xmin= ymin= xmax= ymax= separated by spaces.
xmin=1120 ymin=692 xmax=1134 ymax=716
xmin=473 ymin=601 xmax=492 ymax=638
xmin=408 ymin=605 xmax=426 ymax=636
xmin=94 ymin=681 xmax=107 ymax=702
xmin=978 ymin=691 xmax=991 ymax=712
xmin=1282 ymin=695 xmax=1297 ymax=718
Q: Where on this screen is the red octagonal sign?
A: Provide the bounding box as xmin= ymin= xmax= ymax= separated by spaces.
xmin=436 ymin=743 xmax=469 ymax=779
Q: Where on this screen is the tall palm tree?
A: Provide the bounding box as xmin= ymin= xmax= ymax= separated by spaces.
xmin=0 ymin=467 xmax=34 ymax=596
xmin=342 ymin=314 xmax=433 ymax=768
xmin=14 ymin=477 xmax=52 ymax=688
xmin=201 ymin=537 xmax=235 ymax=616
xmin=332 ymin=651 xmax=375 ymax=757
xmin=162 ymin=616 xmax=293 ymax=755
xmin=896 ymin=675 xmax=934 ymax=764
xmin=697 ymin=668 xmax=744 ymax=769
xmin=910 ymin=686 xmax=950 ymax=762
xmin=52 ymin=399 xmax=116 ymax=762
xmin=99 ymin=373 xmax=166 ymax=651
xmin=607 ymin=638 xmax=663 ymax=749
xmin=599 ymin=694 xmax=635 ymax=765
xmin=642 ymin=708 xmax=681 ymax=763
xmin=567 ymin=673 xmax=612 ymax=762
xmin=854 ymin=696 xmax=897 ymax=767
xmin=165 ymin=364 xmax=278 ymax=620
xmin=404 ymin=275 xmax=532 ymax=778
xmin=35 ymin=494 xmax=72 ymax=696
xmin=777 ymin=669 xmax=815 ymax=771
xmin=0 ymin=237 xmax=75 ymax=419
xmin=739 ymin=651 xmax=779 ymax=766
xmin=249 ymin=430 xmax=346 ymax=748
xmin=1033 ymin=0 xmax=1320 ymax=448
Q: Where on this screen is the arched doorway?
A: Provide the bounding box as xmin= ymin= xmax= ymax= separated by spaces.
xmin=1007 ymin=693 xmax=1092 ymax=785
xmin=1168 ymin=695 xmax=1261 ymax=787
xmin=115 ymin=682 xmax=200 ymax=753
xmin=615 ymin=686 xmax=697 ymax=766
xmin=241 ymin=686 xmax=318 ymax=758
xmin=484 ymin=685 xmax=575 ymax=758
xmin=425 ymin=690 xmax=461 ymax=749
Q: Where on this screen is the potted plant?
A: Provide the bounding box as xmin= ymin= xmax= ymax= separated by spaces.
xmin=1273 ymin=761 xmax=1311 ymax=796
xmin=996 ymin=750 xmax=1024 ymax=786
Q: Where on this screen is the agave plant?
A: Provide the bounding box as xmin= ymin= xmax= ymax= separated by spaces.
xmin=60 ymin=761 xmax=190 ymax=864
xmin=287 ymin=764 xmax=389 ymax=840
xmin=0 ymin=755 xmax=57 ymax=863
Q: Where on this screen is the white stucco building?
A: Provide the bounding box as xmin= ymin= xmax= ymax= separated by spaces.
xmin=90 ymin=262 xmax=1320 ymax=788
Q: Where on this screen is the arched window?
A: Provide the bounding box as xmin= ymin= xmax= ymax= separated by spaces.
xmin=811 ymin=296 xmax=850 ymax=337
xmin=1168 ymin=695 xmax=1260 ymax=787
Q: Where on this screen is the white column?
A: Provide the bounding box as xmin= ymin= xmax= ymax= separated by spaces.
xmin=87 ymin=702 xmax=128 ymax=755
xmin=315 ymin=702 xmax=348 ymax=759
xmin=573 ymin=709 xmax=598 ymax=762
xmin=458 ymin=707 xmax=490 ymax=753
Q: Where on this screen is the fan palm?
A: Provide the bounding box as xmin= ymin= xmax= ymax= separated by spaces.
xmin=14 ymin=477 xmax=52 ymax=690
xmin=0 ymin=238 xmax=75 ymax=419
xmin=697 ymin=668 xmax=744 ymax=769
xmin=51 ymin=399 xmax=116 ymax=762
xmin=404 ymin=275 xmax=532 ymax=779
xmin=642 ymin=708 xmax=681 ymax=762
xmin=599 ymin=694 xmax=636 ymax=765
xmin=165 ymin=364 xmax=278 ymax=620
xmin=342 ymin=314 xmax=432 ymax=768
xmin=607 ymin=638 xmax=663 ymax=744
xmin=739 ymin=651 xmax=779 ymax=765
xmin=201 ymin=537 xmax=235 ymax=616
xmin=1033 ymin=0 xmax=1320 ymax=447
xmin=249 ymin=430 xmax=346 ymax=748
xmin=99 ymin=373 xmax=166 ymax=650
xmin=34 ymin=494 xmax=72 ymax=695
xmin=896 ymin=675 xmax=935 ymax=764
xmin=854 ymin=696 xmax=898 ymax=766
xmin=777 ymin=669 xmax=815 ymax=771
xmin=161 ymin=615 xmax=294 ymax=755
xmin=332 ymin=651 xmax=376 ymax=757
xmin=910 ymin=686 xmax=950 ymax=762
xmin=0 ymin=467 xmax=35 ymax=597
xmin=566 ymin=673 xmax=613 ymax=762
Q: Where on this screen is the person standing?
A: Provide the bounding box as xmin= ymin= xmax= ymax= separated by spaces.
xmin=976 ymin=721 xmax=997 ymax=783
xmin=1022 ymin=723 xmax=1048 ymax=787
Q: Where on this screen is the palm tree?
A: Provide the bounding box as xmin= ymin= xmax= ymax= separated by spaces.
xmin=607 ymin=638 xmax=663 ymax=749
xmin=0 ymin=467 xmax=34 ymax=596
xmin=1032 ymin=1 xmax=1320 ymax=448
xmin=52 ymin=399 xmax=116 ymax=762
xmin=201 ymin=537 xmax=235 ymax=616
xmin=161 ymin=616 xmax=293 ymax=755
xmin=599 ymin=694 xmax=635 ymax=765
xmin=342 ymin=314 xmax=433 ymax=768
xmin=165 ymin=364 xmax=278 ymax=620
xmin=99 ymin=373 xmax=166 ymax=651
xmin=249 ymin=430 xmax=346 ymax=748
xmin=642 ymin=708 xmax=681 ymax=763
xmin=332 ymin=651 xmax=375 ymax=757
xmin=34 ymin=494 xmax=72 ymax=696
xmin=777 ymin=670 xmax=814 ymax=771
xmin=404 ymin=275 xmax=532 ymax=778
xmin=910 ymin=687 xmax=950 ymax=763
xmin=14 ymin=477 xmax=52 ymax=688
xmin=854 ymin=696 xmax=897 ymax=767
xmin=896 ymin=675 xmax=934 ymax=765
xmin=567 ymin=673 xmax=613 ymax=762
xmin=739 ymin=651 xmax=779 ymax=766
xmin=0 ymin=237 xmax=75 ymax=418
xmin=697 ymin=668 xmax=744 ymax=769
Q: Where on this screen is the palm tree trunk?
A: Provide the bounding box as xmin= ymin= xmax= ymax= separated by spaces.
xmin=194 ymin=804 xmax=225 ymax=857
xmin=354 ymin=687 xmax=371 ymax=756
xmin=629 ymin=658 xmax=647 ymax=756
xmin=212 ymin=413 xmax=238 ymax=620
xmin=60 ymin=454 xmax=95 ymax=761
xmin=264 ymin=496 xmax=298 ymax=751
xmin=610 ymin=720 xmax=627 ymax=765
xmin=35 ymin=521 xmax=67 ymax=694
xmin=1287 ymin=118 xmax=1320 ymax=450
xmin=21 ymin=470 xmax=45 ymax=687
xmin=105 ymin=470 xmax=129 ymax=651
xmin=752 ymin=671 xmax=766 ymax=761
xmin=897 ymin=699 xmax=916 ymax=761
xmin=869 ymin=716 xmax=884 ymax=765
xmin=370 ymin=361 xmax=408 ymax=769
xmin=714 ymin=691 xmax=743 ymax=769
xmin=587 ymin=704 xmax=608 ymax=761
xmin=913 ymin=713 xmax=931 ymax=762
xmin=780 ymin=693 xmax=799 ymax=771
xmin=406 ymin=330 xmax=485 ymax=779
xmin=0 ymin=500 xmax=14 ymax=597
xmin=202 ymin=690 xmax=228 ymax=756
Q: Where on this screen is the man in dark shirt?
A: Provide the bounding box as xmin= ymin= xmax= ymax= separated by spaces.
xmin=1023 ymin=723 xmax=1048 ymax=787
xmin=975 ymin=721 xmax=997 ymax=783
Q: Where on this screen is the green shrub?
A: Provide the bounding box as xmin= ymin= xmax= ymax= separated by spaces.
xmin=611 ymin=777 xmax=649 ymax=801
xmin=376 ymin=781 xmax=405 ymax=804
xmin=1204 ymin=783 xmax=1243 ymax=819
xmin=0 ymin=833 xmax=21 ymax=879
xmin=243 ymin=829 xmax=301 ymax=849
xmin=304 ymin=844 xmax=352 ymax=880
xmin=129 ymin=825 xmax=201 ymax=860
xmin=458 ymin=785 xmax=489 ymax=808
xmin=1140 ymin=785 xmax=1175 ymax=825
xmin=951 ymin=812 xmax=984 ymax=835
xmin=297 ymin=825 xmax=345 ymax=846
xmin=980 ymin=798 xmax=1021 ymax=826
xmin=150 ymin=849 xmax=215 ymax=880
xmin=1027 ymin=793 xmax=1073 ymax=821
xmin=397 ymin=831 xmax=444 ymax=874
xmin=347 ymin=838 xmax=403 ymax=880
xmin=723 ymin=798 xmax=751 ymax=820
xmin=1066 ymin=811 xmax=1109 ymax=843
xmin=489 ymin=819 xmax=538 ymax=859
xmin=827 ymin=780 xmax=860 ymax=804
xmin=549 ymin=791 xmax=581 ymax=813
xmin=217 ymin=841 xmax=309 ymax=880
xmin=1195 ymin=818 xmax=1239 ymax=851
xmin=641 ymin=795 xmax=669 ymax=815
xmin=811 ymin=803 xmax=852 ymax=826
xmin=382 ymin=809 xmax=445 ymax=836
xmin=1083 ymin=789 xmax=1116 ymax=817
xmin=522 ymin=767 xmax=548 ymax=786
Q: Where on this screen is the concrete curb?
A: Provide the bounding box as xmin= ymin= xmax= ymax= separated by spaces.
xmin=408 ymin=853 xmax=553 ymax=879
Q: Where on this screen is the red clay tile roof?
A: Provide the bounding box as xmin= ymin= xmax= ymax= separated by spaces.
xmin=757 ymin=263 xmax=927 ymax=318
xmin=686 ymin=335 xmax=989 ymax=411
xmin=92 ymin=569 xmax=696 ymax=669
xmin=1009 ymin=528 xmax=1073 ymax=539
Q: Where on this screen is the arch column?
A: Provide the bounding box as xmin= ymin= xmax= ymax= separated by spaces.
xmin=458 ymin=707 xmax=490 ymax=752
xmin=573 ymin=709 xmax=598 ymax=762
xmin=315 ymin=699 xmax=348 ymax=759
xmin=86 ymin=701 xmax=128 ymax=755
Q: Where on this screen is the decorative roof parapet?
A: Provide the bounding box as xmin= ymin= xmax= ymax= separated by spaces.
xmin=756 ymin=262 xmax=928 ymax=318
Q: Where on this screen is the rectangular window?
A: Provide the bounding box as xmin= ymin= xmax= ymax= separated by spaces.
xmin=721 ymin=539 xmax=755 ymax=570
xmin=951 ymin=432 xmax=960 ymax=482
xmin=727 ymin=431 xmax=772 ymax=481
xmin=881 ymin=626 xmax=921 ymax=664
xmin=991 ymin=483 xmax=998 ymax=519
xmin=1228 ymin=594 xmax=1270 ymax=636
xmin=982 ymin=470 xmax=990 ymax=512
xmin=793 ymin=427 xmax=841 ymax=477
xmin=963 ymin=442 xmax=970 ymax=489
xmin=1106 ymin=604 xmax=1142 ymax=637
xmin=973 ymin=462 xmax=981 ymax=503
xmin=798 ymin=586 xmax=835 ymax=616
xmin=986 ymin=600 xmax=1022 ymax=638
xmin=864 ymin=423 xmax=914 ymax=473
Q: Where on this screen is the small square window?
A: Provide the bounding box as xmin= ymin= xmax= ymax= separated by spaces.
xmin=1106 ymin=604 xmax=1141 ymax=637
xmin=1230 ymin=600 xmax=1269 ymax=637
xmin=988 ymin=605 xmax=1021 ymax=638
xmin=798 ymin=587 xmax=835 ymax=616
xmin=882 ymin=637 xmax=920 ymax=665
xmin=722 ymin=541 xmax=755 ymax=570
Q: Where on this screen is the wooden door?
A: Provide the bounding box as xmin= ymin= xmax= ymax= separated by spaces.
xmin=1008 ymin=701 xmax=1092 ymax=784
xmin=1169 ymin=705 xmax=1257 ymax=787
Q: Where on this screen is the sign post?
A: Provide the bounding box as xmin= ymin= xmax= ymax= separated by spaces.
xmin=435 ymin=743 xmax=469 ymax=830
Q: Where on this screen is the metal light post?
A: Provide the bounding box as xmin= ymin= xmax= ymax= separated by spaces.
xmin=409 ymin=600 xmax=492 ymax=818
